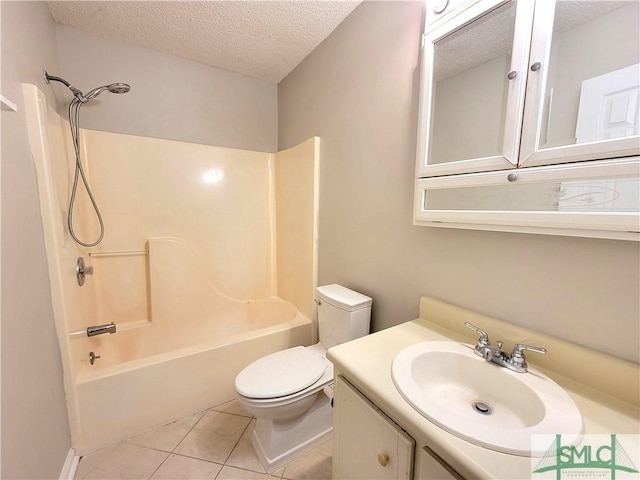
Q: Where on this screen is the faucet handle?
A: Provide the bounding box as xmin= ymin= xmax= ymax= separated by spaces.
xmin=464 ymin=322 xmax=490 ymax=347
xmin=511 ymin=344 xmax=547 ymax=370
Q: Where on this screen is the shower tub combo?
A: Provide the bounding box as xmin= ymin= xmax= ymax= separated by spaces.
xmin=23 ymin=83 xmax=319 ymax=454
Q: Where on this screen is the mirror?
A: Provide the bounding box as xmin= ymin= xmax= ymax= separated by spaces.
xmin=429 ymin=1 xmax=517 ymax=165
xmin=540 ymin=1 xmax=640 ymax=149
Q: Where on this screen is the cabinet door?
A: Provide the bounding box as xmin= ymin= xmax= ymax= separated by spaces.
xmin=416 ymin=0 xmax=534 ymax=177
xmin=333 ymin=376 xmax=415 ymax=480
xmin=425 ymin=0 xmax=480 ymax=30
xmin=414 ymin=446 xmax=464 ymax=480
xmin=520 ymin=0 xmax=640 ymax=168
xmin=414 ymin=157 xmax=640 ymax=240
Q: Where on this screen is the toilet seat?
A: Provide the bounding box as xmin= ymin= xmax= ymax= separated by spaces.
xmin=235 ymin=346 xmax=327 ymax=399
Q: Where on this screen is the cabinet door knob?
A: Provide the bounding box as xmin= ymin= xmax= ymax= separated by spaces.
xmin=507 ymin=70 xmax=517 ymax=80
xmin=507 ymin=173 xmax=518 ymax=182
xmin=530 ymin=62 xmax=542 ymax=72
xmin=377 ymin=452 xmax=390 ymax=467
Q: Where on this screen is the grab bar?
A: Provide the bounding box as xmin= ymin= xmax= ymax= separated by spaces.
xmin=88 ymin=250 xmax=148 ymax=258
xmin=69 ymin=322 xmax=117 ymax=338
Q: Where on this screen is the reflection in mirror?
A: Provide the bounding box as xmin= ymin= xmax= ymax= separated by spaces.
xmin=424 ymin=176 xmax=640 ymax=212
xmin=542 ymin=1 xmax=640 ymax=149
xmin=429 ymin=2 xmax=517 ymax=164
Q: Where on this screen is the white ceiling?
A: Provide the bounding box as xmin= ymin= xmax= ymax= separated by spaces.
xmin=47 ymin=1 xmax=362 ymax=84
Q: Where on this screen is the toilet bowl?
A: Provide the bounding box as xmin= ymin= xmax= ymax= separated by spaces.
xmin=234 ymin=284 xmax=372 ymax=473
xmin=236 ymin=343 xmax=333 ymax=420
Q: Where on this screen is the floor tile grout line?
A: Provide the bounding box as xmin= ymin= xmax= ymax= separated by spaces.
xmin=160 ymin=450 xmax=225 ymax=467
xmin=76 ymin=401 xmax=294 ymax=480
xmin=222 ymin=415 xmax=254 ymax=466
xmin=145 ymin=450 xmax=172 ymax=480
xmin=75 ymin=442 xmax=123 ymax=480
xmin=169 ymin=409 xmax=208 ymax=455
xmin=209 ymin=407 xmax=254 ymax=419
xmin=117 ymin=408 xmax=211 ymax=479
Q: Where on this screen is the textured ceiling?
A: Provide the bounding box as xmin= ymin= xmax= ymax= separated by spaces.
xmin=47 ymin=1 xmax=361 ymax=84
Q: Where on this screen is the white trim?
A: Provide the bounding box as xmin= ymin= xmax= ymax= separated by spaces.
xmin=418 ymin=157 xmax=639 ymax=188
xmin=412 ymin=219 xmax=640 ymax=242
xmin=1 ymin=94 xmax=17 ymax=112
xmin=59 ymin=448 xmax=79 ymax=480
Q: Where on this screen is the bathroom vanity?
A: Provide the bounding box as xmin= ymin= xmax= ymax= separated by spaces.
xmin=328 ymin=297 xmax=640 ymax=479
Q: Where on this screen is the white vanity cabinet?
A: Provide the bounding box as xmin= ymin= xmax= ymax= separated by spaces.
xmin=414 ymin=446 xmax=463 ymax=480
xmin=414 ymin=0 xmax=640 ymax=239
xmin=333 ymin=376 xmax=464 ymax=480
xmin=333 ymin=376 xmax=414 ymax=480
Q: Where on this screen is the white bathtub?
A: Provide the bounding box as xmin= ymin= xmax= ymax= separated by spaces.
xmin=73 ymin=299 xmax=311 ymax=454
xmin=63 ymin=238 xmax=313 ymax=453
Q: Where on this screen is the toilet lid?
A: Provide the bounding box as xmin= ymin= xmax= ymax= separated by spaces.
xmin=235 ymin=346 xmax=326 ymax=399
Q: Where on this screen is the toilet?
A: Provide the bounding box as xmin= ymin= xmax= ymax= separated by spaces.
xmin=235 ymin=284 xmax=372 ymax=472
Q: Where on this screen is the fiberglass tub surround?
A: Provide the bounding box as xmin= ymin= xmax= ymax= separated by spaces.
xmin=23 ymin=83 xmax=319 ymax=453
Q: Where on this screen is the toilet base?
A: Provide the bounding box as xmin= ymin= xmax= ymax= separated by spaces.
xmin=251 ymin=392 xmax=333 ymax=473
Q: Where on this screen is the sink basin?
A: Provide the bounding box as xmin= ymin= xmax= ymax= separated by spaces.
xmin=392 ymin=341 xmax=582 ymax=456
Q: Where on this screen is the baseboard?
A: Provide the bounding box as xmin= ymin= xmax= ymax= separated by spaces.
xmin=59 ymin=448 xmax=80 ymax=480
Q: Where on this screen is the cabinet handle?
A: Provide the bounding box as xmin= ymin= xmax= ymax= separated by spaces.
xmin=530 ymin=62 xmax=542 ymax=72
xmin=377 ymin=452 xmax=390 ymax=467
xmin=507 ymin=70 xmax=517 ymax=80
xmin=507 ymin=173 xmax=518 ymax=182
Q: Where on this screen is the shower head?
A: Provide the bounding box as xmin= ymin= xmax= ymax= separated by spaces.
xmin=43 ymin=70 xmax=131 ymax=103
xmin=108 ymin=83 xmax=131 ymax=94
xmin=85 ymin=83 xmax=131 ymax=100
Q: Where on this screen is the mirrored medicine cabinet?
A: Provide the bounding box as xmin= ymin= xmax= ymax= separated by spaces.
xmin=414 ymin=0 xmax=640 ymax=240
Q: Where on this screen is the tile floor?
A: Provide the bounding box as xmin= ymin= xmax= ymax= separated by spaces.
xmin=74 ymin=399 xmax=332 ymax=480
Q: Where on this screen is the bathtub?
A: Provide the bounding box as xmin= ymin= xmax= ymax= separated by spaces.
xmin=64 ymin=237 xmax=313 ymax=454
xmin=22 ymin=84 xmax=318 ymax=455
xmin=73 ymin=300 xmax=311 ymax=455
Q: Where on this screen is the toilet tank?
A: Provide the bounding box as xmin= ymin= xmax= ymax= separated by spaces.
xmin=316 ymin=284 xmax=372 ymax=348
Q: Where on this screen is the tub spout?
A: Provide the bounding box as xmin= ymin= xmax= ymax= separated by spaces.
xmin=87 ymin=322 xmax=116 ymax=337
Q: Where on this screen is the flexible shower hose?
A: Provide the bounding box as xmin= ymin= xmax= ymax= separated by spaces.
xmin=67 ymin=97 xmax=105 ymax=247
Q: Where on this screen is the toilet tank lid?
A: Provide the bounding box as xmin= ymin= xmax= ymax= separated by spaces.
xmin=316 ymin=284 xmax=372 ymax=311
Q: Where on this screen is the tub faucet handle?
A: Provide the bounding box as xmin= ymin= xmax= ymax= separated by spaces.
xmin=76 ymin=256 xmax=94 ymax=286
xmin=89 ymin=351 xmax=101 ymax=365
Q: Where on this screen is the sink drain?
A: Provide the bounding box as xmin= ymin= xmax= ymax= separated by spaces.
xmin=472 ymin=401 xmax=493 ymax=415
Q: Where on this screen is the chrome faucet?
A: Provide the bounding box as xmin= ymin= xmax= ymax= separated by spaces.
xmin=464 ymin=322 xmax=546 ymax=373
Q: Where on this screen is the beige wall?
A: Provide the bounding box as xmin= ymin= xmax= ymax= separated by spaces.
xmin=1 ymin=2 xmax=72 ymax=478
xmin=278 ymin=1 xmax=640 ymax=363
xmin=54 ymin=24 xmax=278 ymax=153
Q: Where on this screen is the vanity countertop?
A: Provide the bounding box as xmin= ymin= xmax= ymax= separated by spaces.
xmin=327 ymin=297 xmax=640 ymax=479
